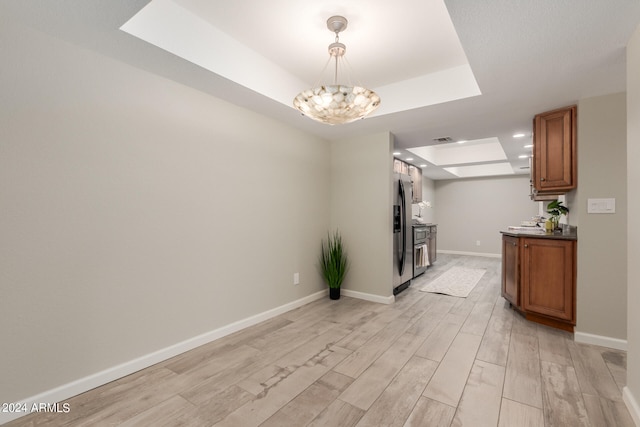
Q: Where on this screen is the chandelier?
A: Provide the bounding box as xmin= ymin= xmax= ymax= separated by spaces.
xmin=293 ymin=16 xmax=381 ymax=125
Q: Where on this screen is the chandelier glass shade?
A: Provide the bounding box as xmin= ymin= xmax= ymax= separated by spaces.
xmin=293 ymin=16 xmax=380 ymax=125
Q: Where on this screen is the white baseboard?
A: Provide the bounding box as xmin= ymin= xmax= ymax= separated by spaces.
xmin=438 ymin=250 xmax=502 ymax=258
xmin=341 ymin=288 xmax=395 ymax=304
xmin=623 ymin=387 xmax=640 ymax=427
xmin=574 ymin=331 xmax=628 ymax=351
xmin=0 ymin=289 xmax=328 ymax=425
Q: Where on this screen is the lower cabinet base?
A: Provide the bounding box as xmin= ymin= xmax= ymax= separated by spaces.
xmin=525 ymin=311 xmax=574 ymax=333
xmin=509 ymin=304 xmax=575 ymax=332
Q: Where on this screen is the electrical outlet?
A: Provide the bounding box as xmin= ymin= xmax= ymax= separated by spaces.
xmin=293 ymin=273 xmax=300 ymax=285
xmin=476 ymin=240 xmax=481 ymax=246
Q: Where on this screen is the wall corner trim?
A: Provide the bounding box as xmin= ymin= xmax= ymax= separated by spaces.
xmin=0 ymin=289 xmax=328 ymax=425
xmin=341 ymin=288 xmax=395 ymax=304
xmin=574 ymin=331 xmax=628 ymax=351
xmin=623 ymin=387 xmax=640 ymax=427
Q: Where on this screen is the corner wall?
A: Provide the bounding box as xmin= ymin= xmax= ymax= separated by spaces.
xmin=624 ymin=21 xmax=640 ymax=426
xmin=574 ymin=93 xmax=628 ymax=346
xmin=330 ymin=132 xmax=394 ymax=301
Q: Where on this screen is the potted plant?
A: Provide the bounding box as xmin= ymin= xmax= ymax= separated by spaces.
xmin=546 ymin=200 xmax=569 ymax=230
xmin=320 ymin=230 xmax=349 ymax=300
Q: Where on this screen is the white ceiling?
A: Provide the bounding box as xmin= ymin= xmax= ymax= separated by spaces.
xmin=119 ymin=0 xmax=481 ymax=118
xmin=3 ymin=0 xmax=640 ymax=180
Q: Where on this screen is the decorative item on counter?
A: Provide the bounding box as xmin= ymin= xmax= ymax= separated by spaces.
xmin=319 ymin=230 xmax=349 ymax=300
xmin=545 ymin=218 xmax=555 ymax=232
xmin=417 ymin=200 xmax=432 ymax=218
xmin=546 ymin=200 xmax=569 ymax=231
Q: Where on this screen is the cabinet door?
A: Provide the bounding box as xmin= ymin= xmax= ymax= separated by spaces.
xmin=394 ymin=159 xmax=409 ymax=175
xmin=533 ymin=105 xmax=576 ymax=193
xmin=501 ymin=235 xmax=519 ymax=306
xmin=521 ymin=238 xmax=575 ymax=322
xmin=409 ymin=166 xmax=422 ymax=203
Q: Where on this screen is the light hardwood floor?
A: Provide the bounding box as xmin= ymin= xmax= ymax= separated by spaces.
xmin=8 ymin=255 xmax=634 ymax=426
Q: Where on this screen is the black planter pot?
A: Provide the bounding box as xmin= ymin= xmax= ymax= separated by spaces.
xmin=329 ymin=287 xmax=341 ymax=300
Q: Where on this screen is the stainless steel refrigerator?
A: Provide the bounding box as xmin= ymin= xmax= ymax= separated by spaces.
xmin=393 ymin=173 xmax=413 ymax=294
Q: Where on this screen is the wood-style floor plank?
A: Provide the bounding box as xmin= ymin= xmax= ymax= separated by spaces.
xmin=503 ymin=332 xmax=543 ymax=409
xmin=414 ymin=320 xmax=462 ymax=362
xmin=539 ymin=360 xmax=590 ymax=426
xmin=582 ymin=393 xmax=637 ymax=427
xmin=5 ymin=254 xmax=634 ymax=427
xmin=451 ymin=360 xmax=505 ymax=427
xmin=307 ymin=399 xmax=365 ymax=427
xmin=353 ymin=356 xmax=438 ymax=427
xmin=460 ymin=301 xmax=495 ymax=336
xmin=260 ymin=371 xmax=353 ymax=427
xmin=602 ymin=348 xmax=628 ymax=392
xmin=537 ymin=325 xmax=573 ymax=366
xmin=183 ymin=384 xmax=254 ymax=425
xmin=403 ymin=397 xmax=456 ymax=427
xmin=567 ymin=340 xmax=622 ymax=401
xmin=498 ymin=398 xmax=545 ymax=427
xmin=338 ymin=332 xmax=426 ymax=410
xmin=476 ymin=301 xmax=513 ymax=366
xmin=422 ymin=332 xmax=482 ymax=407
xmin=118 ymin=395 xmax=207 ymax=427
xmin=332 ymin=319 xmax=411 ymax=379
xmin=214 ymin=345 xmax=351 ymax=427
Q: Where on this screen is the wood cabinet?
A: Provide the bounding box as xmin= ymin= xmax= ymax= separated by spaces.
xmin=501 ymin=234 xmax=576 ymax=331
xmin=393 ymin=159 xmax=409 ymax=175
xmin=532 ymin=105 xmax=577 ymax=196
xmin=409 ymin=165 xmax=422 ymax=203
xmin=393 ymin=159 xmax=422 ymax=203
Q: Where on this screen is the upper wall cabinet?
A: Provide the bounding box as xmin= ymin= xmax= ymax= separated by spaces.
xmin=409 ymin=166 xmax=422 ymax=203
xmin=393 ymin=159 xmax=409 ymax=175
xmin=394 ymin=159 xmax=422 ymax=203
xmin=532 ymin=105 xmax=577 ymax=196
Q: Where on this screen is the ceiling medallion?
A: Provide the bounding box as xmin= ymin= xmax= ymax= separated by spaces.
xmin=293 ymin=16 xmax=381 ymax=125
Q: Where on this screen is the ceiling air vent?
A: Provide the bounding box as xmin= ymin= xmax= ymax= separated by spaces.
xmin=432 ymin=136 xmax=454 ymax=143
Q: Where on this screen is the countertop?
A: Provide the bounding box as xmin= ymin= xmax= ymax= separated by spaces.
xmin=501 ymin=227 xmax=577 ymax=241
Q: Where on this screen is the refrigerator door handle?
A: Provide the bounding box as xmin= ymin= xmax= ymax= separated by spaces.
xmin=399 ymin=178 xmax=406 ymax=276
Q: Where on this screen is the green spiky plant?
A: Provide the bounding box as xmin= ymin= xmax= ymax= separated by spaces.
xmin=320 ymin=230 xmax=349 ymax=290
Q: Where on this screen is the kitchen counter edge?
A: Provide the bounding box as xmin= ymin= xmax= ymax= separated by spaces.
xmin=500 ymin=229 xmax=577 ymax=241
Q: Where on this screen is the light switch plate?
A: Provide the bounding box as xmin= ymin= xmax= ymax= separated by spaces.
xmin=587 ymin=198 xmax=616 ymax=214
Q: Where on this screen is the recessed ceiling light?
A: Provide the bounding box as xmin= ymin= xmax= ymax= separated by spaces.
xmin=524 ymin=144 xmax=533 ymax=148
xmin=518 ymin=154 xmax=530 ymax=158
xmin=406 ymin=157 xmax=414 ymax=161
xmin=513 ymin=133 xmax=526 ymax=138
xmin=420 ymin=164 xmax=427 ymax=167
xmin=457 ymin=140 xmax=467 ymax=144
xmin=393 ymin=152 xmax=401 ymax=155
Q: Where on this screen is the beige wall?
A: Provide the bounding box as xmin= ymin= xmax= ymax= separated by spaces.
xmin=330 ymin=133 xmax=394 ymax=299
xmin=434 ymin=175 xmax=539 ymax=255
xmin=574 ymin=93 xmax=628 ymax=341
xmin=625 ymin=22 xmax=640 ymax=424
xmin=0 ymin=20 xmax=330 ymax=404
